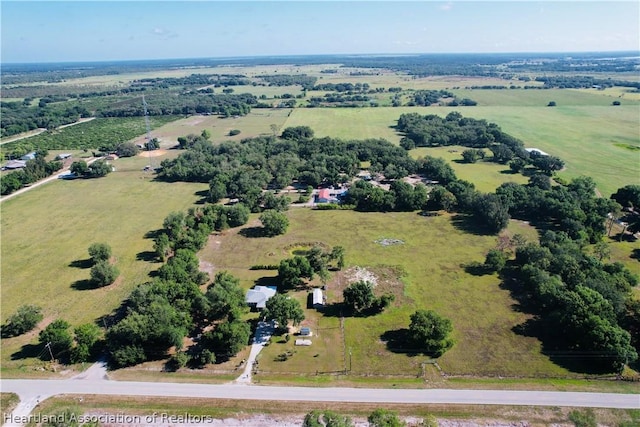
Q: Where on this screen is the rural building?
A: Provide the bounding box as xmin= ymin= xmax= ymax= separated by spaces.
xmin=525 ymin=148 xmax=549 ymax=157
xmin=245 ymin=286 xmax=277 ymax=310
xmin=57 ymin=153 xmax=72 ymax=160
xmin=299 ymin=327 xmax=312 ymax=337
xmin=312 ymin=288 xmax=324 ymax=308
xmin=295 ymin=339 xmax=312 ymax=346
xmin=2 ymin=160 xmax=27 ymax=170
xmin=20 ymin=152 xmax=36 ymax=161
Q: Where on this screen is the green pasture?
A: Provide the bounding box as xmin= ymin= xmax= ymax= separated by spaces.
xmin=285 ymin=102 xmax=640 ymax=196
xmin=410 ymin=146 xmax=530 ymax=193
xmin=198 ymin=208 xmax=575 ymax=378
xmin=451 ymin=88 xmax=638 ymax=107
xmin=0 ymin=165 xmax=206 ymax=376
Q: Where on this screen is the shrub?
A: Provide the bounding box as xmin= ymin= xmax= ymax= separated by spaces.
xmin=229 ymin=129 xmax=241 ymax=136
xmin=2 ymin=304 xmax=43 ymax=337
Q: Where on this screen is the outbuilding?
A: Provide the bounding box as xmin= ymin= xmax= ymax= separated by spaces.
xmin=312 ymin=288 xmax=324 ymax=308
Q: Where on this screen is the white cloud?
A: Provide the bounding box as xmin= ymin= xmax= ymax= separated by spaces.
xmin=440 ymin=2 xmax=453 ymax=11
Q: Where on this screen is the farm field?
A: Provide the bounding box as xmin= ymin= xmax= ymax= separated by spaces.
xmin=131 ymin=108 xmax=293 ymax=147
xmin=285 ymin=102 xmax=640 ymax=196
xmin=0 ymin=162 xmax=207 ymax=376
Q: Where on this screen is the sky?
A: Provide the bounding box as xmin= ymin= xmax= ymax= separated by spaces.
xmin=1 ymin=1 xmax=639 ymax=63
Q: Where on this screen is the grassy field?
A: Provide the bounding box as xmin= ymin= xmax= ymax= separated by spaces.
xmin=195 ymin=208 xmax=577 ymax=378
xmin=0 ymin=157 xmax=206 ymax=376
xmin=284 ymin=103 xmax=640 ymax=196
xmin=134 ymin=108 xmax=292 ymax=148
xmin=409 ymin=146 xmax=530 ymax=193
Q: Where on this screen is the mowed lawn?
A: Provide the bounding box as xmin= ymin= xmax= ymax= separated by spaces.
xmin=199 ymin=208 xmax=570 ymax=377
xmin=285 ymin=102 xmax=639 ymax=196
xmin=0 ymin=162 xmax=206 ymax=375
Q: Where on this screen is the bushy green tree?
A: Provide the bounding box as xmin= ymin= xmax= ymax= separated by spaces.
xmin=205 ymin=271 xmax=246 ymax=321
xmin=408 ymin=310 xmax=454 ymax=357
xmin=2 ymin=304 xmax=43 ymax=337
xmin=368 ymin=409 xmax=405 ymax=427
xmin=71 ymin=323 xmax=101 ymax=363
xmin=88 ymin=242 xmax=111 ymax=263
xmin=343 ymin=281 xmax=375 ymax=313
xmin=39 ymin=319 xmax=73 ymax=358
xmin=303 ymin=410 xmax=353 ymax=427
xmin=116 ymin=142 xmax=139 ymax=157
xmin=484 ymin=249 xmax=507 ymax=272
xmin=264 ymin=294 xmax=305 ymax=330
xmin=90 ymin=260 xmax=119 ymax=287
xmin=278 ymin=256 xmax=314 ymax=289
xmin=259 ymin=210 xmax=289 ymax=236
xmin=203 ymin=319 xmax=251 ymax=358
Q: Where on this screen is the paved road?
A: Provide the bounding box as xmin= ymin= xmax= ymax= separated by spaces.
xmin=1 ymin=378 xmax=638 ymax=410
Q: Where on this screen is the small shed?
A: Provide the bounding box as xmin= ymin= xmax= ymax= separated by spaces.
xmin=299 ymin=327 xmax=312 ymax=337
xmin=246 ymin=286 xmax=277 ymax=310
xmin=295 ymin=339 xmax=312 ymax=346
xmin=312 ymin=288 xmax=324 ymax=308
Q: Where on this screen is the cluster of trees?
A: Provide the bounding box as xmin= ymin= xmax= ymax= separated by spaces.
xmin=1 ymin=100 xmax=91 ymax=137
xmin=406 ymin=90 xmax=477 ymax=107
xmin=87 ymin=243 xmax=119 ymax=287
xmin=160 ymin=126 xmax=414 ymax=196
xmin=397 ymin=112 xmax=564 ymax=175
xmin=37 ymin=319 xmax=102 ymax=364
xmin=342 ymin=180 xmax=427 ymax=212
xmin=154 ymin=203 xmax=250 ymax=261
xmin=1 ymin=152 xmax=63 ymax=195
xmin=278 ymin=245 xmax=345 ymax=290
xmin=504 ymin=230 xmax=638 ymax=373
xmin=96 ymin=93 xmax=257 ymax=118
xmin=105 ymin=259 xmax=253 ymax=368
xmin=535 ymin=75 xmax=640 ymax=90
xmin=131 ymin=74 xmax=250 ymax=89
xmin=496 ymin=176 xmax=618 ymax=243
xmin=69 ymin=159 xmax=112 ymax=178
xmin=312 ymin=82 xmax=370 ymax=92
xmin=308 ymin=93 xmax=371 ymax=106
xmin=259 ymin=74 xmax=317 ymax=90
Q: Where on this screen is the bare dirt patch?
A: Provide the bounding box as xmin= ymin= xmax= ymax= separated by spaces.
xmin=139 ymin=149 xmax=169 ymax=158
xmin=330 ymin=265 xmax=410 ymax=306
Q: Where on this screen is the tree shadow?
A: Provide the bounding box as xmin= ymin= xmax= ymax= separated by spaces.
xmin=69 ymin=258 xmax=93 ymax=269
xmin=450 ymin=214 xmax=496 ymax=236
xmin=499 ymin=169 xmax=518 ymax=175
xmin=71 ymin=279 xmax=100 ymax=291
xmin=631 ymin=248 xmax=640 ymax=262
xmin=136 ymin=251 xmax=159 ymax=262
xmin=11 ymin=343 xmax=43 ymax=360
xmin=254 ymin=276 xmax=280 ymax=289
xmin=239 ymin=227 xmax=267 ymax=238
xmin=144 ymin=229 xmax=164 ymax=240
xmin=194 ymin=189 xmax=210 ymax=205
xmin=380 ymin=329 xmax=420 ymax=356
xmin=463 ymin=261 xmax=491 ymax=276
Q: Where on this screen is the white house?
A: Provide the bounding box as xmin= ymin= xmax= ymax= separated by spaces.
xmin=246 ymin=286 xmax=277 ymax=310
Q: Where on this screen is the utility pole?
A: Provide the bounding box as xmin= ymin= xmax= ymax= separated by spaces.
xmin=349 ymin=348 xmax=352 ymax=373
xmin=45 ymin=342 xmax=54 ymax=362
